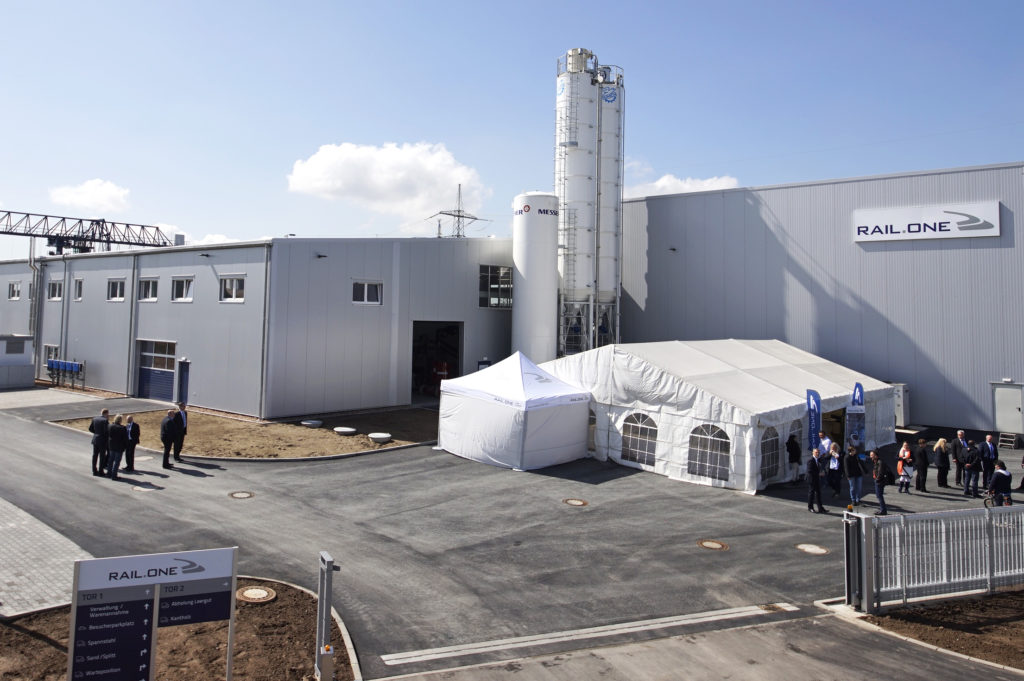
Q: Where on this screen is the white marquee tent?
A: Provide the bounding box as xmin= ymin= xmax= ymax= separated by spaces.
xmin=541 ymin=339 xmax=895 ymax=493
xmin=438 ymin=351 xmax=591 ymax=470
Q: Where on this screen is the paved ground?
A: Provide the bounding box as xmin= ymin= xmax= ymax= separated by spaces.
xmin=0 ymin=387 xmax=1020 ymax=681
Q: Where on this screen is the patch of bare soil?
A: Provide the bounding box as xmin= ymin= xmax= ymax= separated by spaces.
xmin=58 ymin=408 xmax=438 ymax=458
xmin=865 ymin=588 xmax=1024 ymax=670
xmin=0 ymin=578 xmax=353 ymax=681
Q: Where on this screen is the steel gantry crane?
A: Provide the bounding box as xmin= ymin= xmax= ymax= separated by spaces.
xmin=0 ymin=210 xmax=174 ymax=254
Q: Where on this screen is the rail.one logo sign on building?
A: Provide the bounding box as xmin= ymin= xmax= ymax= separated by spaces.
xmin=853 ymin=201 xmax=1000 ymax=243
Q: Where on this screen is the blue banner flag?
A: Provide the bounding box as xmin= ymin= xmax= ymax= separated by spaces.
xmin=807 ymin=389 xmax=821 ymax=450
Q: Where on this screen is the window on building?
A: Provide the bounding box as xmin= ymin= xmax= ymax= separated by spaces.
xmin=220 ymin=277 xmax=244 ymax=302
xmin=139 ymin=340 xmax=177 ymax=370
xmin=44 ymin=344 xmax=60 ymax=362
xmin=139 ymin=279 xmax=158 ymax=301
xmin=478 ymin=265 xmax=512 ymax=308
xmin=5 ymin=340 xmax=25 ymax=354
xmin=352 ymin=281 xmax=382 ymax=305
xmin=171 ymin=277 xmax=194 ymax=302
xmin=7 ymin=281 xmax=20 ymax=300
xmin=688 ymin=424 xmax=731 ymax=481
xmin=107 ymin=279 xmax=125 ymax=301
xmin=621 ymin=413 xmax=658 ymax=466
xmin=47 ymin=280 xmax=63 ymax=301
xmin=760 ymin=426 xmax=780 ymax=483
xmin=74 ymin=279 xmax=83 ymax=301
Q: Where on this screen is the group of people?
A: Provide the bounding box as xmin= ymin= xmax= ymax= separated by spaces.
xmin=88 ymin=408 xmax=141 ymax=480
xmin=796 ymin=429 xmax=1021 ymax=517
xmin=88 ymin=402 xmax=188 ymax=477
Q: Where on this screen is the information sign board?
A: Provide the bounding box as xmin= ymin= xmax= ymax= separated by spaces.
xmin=68 ymin=547 xmax=237 ymax=681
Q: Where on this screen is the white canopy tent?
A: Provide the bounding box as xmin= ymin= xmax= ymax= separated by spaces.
xmin=541 ymin=339 xmax=895 ymax=493
xmin=438 ymin=351 xmax=591 ymax=470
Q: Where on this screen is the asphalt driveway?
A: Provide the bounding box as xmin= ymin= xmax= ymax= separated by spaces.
xmin=0 ymin=389 xmax=1014 ymax=679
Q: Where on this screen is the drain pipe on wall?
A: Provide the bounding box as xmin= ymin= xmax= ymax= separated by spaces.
xmin=124 ymin=253 xmax=139 ymax=393
xmin=257 ymin=243 xmax=272 ymax=419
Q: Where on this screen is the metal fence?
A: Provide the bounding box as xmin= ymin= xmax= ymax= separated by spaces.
xmin=844 ymin=505 xmax=1024 ymax=613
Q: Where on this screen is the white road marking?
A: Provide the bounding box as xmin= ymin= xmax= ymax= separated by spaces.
xmin=381 ymin=602 xmax=798 ymax=665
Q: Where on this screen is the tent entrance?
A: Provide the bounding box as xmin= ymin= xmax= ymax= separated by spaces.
xmin=822 ymin=408 xmax=846 ymax=451
xmin=412 ymin=321 xmax=462 ymax=400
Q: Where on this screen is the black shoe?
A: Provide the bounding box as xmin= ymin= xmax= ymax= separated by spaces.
xmin=163 ymin=464 xmax=173 ymax=469
xmin=808 ymin=508 xmax=816 ymax=513
xmin=875 ymin=511 xmax=888 ymax=516
xmin=174 ymin=457 xmax=182 ymax=462
xmin=92 ymin=471 xmax=102 ymax=476
xmin=818 ymin=508 xmax=829 ymax=514
xmin=111 ymin=476 xmax=120 ymax=481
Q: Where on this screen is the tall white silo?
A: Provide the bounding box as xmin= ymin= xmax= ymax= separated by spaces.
xmin=511 ymin=192 xmax=559 ymax=363
xmin=555 ymin=48 xmax=624 ymax=355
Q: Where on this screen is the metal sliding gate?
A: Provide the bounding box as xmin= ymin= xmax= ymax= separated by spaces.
xmin=844 ymin=506 xmax=1024 ymax=613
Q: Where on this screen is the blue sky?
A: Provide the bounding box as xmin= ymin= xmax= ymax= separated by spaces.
xmin=1 ymin=0 xmax=1021 ymax=260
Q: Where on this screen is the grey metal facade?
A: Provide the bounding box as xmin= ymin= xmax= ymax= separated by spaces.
xmin=0 ymin=237 xmax=512 ymax=418
xmin=621 ymin=162 xmax=1024 ymax=431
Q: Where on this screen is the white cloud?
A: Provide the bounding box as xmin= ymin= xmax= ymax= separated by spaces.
xmin=624 ymin=174 xmax=739 ymax=199
xmin=49 ymin=178 xmax=130 ymax=214
xmin=153 ymin=224 xmax=243 ymax=247
xmin=287 ymin=142 xmax=489 ymax=232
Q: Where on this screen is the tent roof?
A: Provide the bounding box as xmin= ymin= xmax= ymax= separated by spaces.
xmin=441 ymin=351 xmax=591 ymax=409
xmin=544 ymin=339 xmax=891 ymax=421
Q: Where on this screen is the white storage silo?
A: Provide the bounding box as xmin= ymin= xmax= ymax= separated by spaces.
xmin=555 ymin=48 xmax=624 ymax=354
xmin=511 ymin=192 xmax=559 ymax=363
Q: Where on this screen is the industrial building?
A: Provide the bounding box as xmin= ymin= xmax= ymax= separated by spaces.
xmin=0 ymin=45 xmax=1021 ymax=441
xmin=0 ymin=237 xmax=512 ymax=417
xmin=620 ymin=161 xmax=1024 ymax=433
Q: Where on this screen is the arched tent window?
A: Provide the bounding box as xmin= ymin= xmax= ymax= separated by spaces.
xmin=621 ymin=413 xmax=657 ymax=466
xmin=790 ymin=419 xmax=803 ymax=451
xmin=760 ymin=426 xmax=780 ymax=482
xmin=688 ymin=424 xmax=730 ymax=481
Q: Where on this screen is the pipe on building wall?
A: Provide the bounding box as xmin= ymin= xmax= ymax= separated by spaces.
xmin=257 ymin=243 xmax=272 ymax=419
xmin=125 ymin=252 xmax=139 ymax=394
xmin=59 ymin=255 xmax=68 ymax=363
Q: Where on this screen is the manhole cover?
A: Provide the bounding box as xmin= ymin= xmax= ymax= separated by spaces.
xmin=229 ymin=491 xmax=255 ymax=499
xmin=795 ymin=543 xmax=829 ymax=555
xmin=236 ymin=586 xmax=276 ymax=603
xmin=697 ymin=539 xmax=729 ymax=551
xmin=563 ymin=498 xmax=588 ymax=507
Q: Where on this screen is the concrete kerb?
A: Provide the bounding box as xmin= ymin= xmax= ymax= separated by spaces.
xmin=43 ymin=417 xmax=438 ymax=463
xmin=815 ymin=597 xmax=1024 ymax=677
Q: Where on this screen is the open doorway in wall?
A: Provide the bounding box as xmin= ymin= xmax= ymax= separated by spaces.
xmin=821 ymin=409 xmax=846 ymax=453
xmin=411 ymin=321 xmax=462 ymax=404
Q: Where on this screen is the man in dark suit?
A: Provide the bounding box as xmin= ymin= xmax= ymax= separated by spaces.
xmin=980 ymin=434 xmax=998 ymax=488
xmin=123 ymin=415 xmax=140 ymax=472
xmin=806 ymin=448 xmax=827 ymax=514
xmin=88 ymin=408 xmax=110 ymax=476
xmin=913 ymin=438 xmax=930 ymax=492
xmin=172 ymin=402 xmax=188 ymax=462
xmin=951 ymin=430 xmax=969 ymax=486
xmin=160 ymin=409 xmax=178 ymax=469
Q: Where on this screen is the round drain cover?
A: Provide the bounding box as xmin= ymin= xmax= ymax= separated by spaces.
xmin=229 ymin=491 xmax=255 ymax=499
xmin=796 ymin=543 xmax=829 ymax=555
xmin=697 ymin=539 xmax=729 ymax=551
xmin=236 ymin=586 xmax=276 ymax=603
xmin=563 ymin=498 xmax=588 ymax=507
